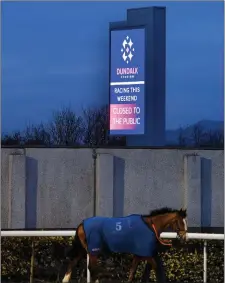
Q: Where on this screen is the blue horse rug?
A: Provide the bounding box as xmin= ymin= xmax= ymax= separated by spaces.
xmin=83 ymin=214 xmax=157 ymax=257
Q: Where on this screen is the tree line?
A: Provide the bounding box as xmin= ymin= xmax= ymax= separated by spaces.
xmin=2 ymin=106 xmax=126 ymax=147
xmin=1 ymin=105 xmax=224 ymax=148
xmin=178 ymin=124 xmax=224 ymax=148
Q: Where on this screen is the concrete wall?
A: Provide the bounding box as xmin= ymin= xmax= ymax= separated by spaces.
xmin=1 ymin=148 xmax=224 ymax=229
xmin=2 ymin=148 xmax=94 ymax=229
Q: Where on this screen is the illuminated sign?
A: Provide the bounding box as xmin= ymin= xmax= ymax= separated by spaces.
xmin=109 ymin=27 xmax=145 ymax=135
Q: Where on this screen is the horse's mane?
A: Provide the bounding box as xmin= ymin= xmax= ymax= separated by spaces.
xmin=146 ymin=207 xmax=187 ymax=218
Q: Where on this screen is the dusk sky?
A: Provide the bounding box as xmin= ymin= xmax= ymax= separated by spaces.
xmin=2 ymin=1 xmax=224 ymax=133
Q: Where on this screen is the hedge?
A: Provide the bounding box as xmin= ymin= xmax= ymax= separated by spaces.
xmin=1 ymin=237 xmax=224 ymax=282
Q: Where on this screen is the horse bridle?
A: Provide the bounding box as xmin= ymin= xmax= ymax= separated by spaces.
xmin=176 ymin=227 xmax=182 ymax=239
xmin=174 ymin=219 xmax=187 ymax=239
xmin=149 ymin=218 xmax=172 ymax=246
xmin=148 ymin=216 xmax=186 ymax=243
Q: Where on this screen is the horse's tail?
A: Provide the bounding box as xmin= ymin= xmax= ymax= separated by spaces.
xmin=65 ymin=223 xmax=86 ymax=259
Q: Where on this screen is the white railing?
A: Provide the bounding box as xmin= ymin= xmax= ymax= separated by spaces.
xmin=2 ymin=231 xmax=224 ymax=283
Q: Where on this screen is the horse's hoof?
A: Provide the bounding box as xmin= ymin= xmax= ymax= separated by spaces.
xmin=62 ymin=276 xmax=70 ymax=283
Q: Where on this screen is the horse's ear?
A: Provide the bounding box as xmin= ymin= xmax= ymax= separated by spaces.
xmin=180 ymin=208 xmax=186 ymax=212
xmin=179 ymin=208 xmax=187 ymax=217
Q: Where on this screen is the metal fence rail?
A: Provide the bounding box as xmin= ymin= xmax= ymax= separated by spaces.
xmin=2 ymin=231 xmax=224 ymax=283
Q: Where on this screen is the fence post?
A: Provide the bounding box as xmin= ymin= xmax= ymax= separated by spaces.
xmin=30 ymin=240 xmax=35 ymax=283
xmin=87 ymin=255 xmax=91 ymax=283
xmin=203 ymin=240 xmax=207 ymax=283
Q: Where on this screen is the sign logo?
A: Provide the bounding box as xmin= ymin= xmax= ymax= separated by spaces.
xmin=121 ymin=36 xmax=135 ymax=64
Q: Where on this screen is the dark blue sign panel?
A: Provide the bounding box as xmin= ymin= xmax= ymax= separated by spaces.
xmin=109 ymin=28 xmax=145 ymax=135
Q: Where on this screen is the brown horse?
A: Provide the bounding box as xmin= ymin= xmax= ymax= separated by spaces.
xmin=62 ymin=207 xmax=188 ymax=283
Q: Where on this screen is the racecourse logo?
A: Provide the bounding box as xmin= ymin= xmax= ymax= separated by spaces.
xmin=121 ymin=36 xmax=135 ymax=64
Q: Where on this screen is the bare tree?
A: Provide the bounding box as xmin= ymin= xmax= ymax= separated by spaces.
xmin=191 ymin=125 xmax=205 ymax=146
xmin=48 ymin=106 xmax=84 ymax=145
xmin=1 ymin=131 xmax=23 ymax=145
xmin=23 ymin=123 xmax=51 ymax=146
xmin=82 ymin=105 xmax=109 ymax=146
xmin=178 ymin=127 xmax=186 ymax=146
xmin=82 ymin=105 xmax=127 ymax=146
xmin=2 ymin=105 xmax=127 ymax=147
xmin=204 ymin=129 xmax=224 ymax=148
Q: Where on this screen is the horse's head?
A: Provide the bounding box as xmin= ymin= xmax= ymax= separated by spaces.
xmin=169 ymin=208 xmax=188 ymax=242
xmin=147 ymin=207 xmax=188 ymax=243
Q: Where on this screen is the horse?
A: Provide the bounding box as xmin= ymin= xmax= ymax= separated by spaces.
xmin=62 ymin=207 xmax=188 ymax=283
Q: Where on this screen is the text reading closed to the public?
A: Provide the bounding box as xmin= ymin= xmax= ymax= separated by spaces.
xmin=109 ymin=28 xmax=145 ymax=135
xmin=110 ymin=104 xmax=141 ymax=130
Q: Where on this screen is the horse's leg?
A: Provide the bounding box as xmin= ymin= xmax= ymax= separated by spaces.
xmin=62 ymin=224 xmax=86 ymax=283
xmin=141 ymin=262 xmax=152 ymax=282
xmin=62 ymin=254 xmax=82 ymax=283
xmin=146 ymin=256 xmax=166 ymax=283
xmin=128 ymin=256 xmax=140 ymax=282
xmin=89 ymin=254 xmax=114 ymax=282
xmin=142 ymin=252 xmax=162 ymax=282
xmin=154 ymin=253 xmax=166 ymax=283
xmin=88 ymin=254 xmax=100 ymax=283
